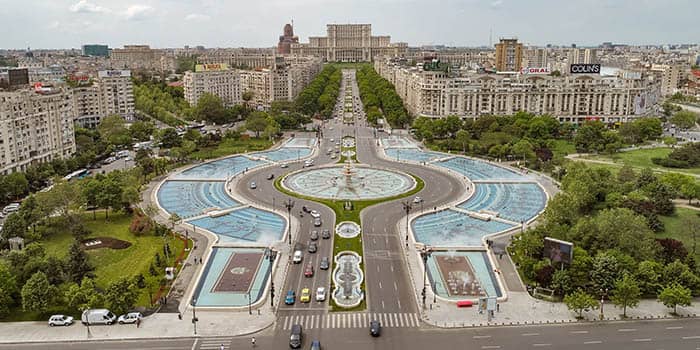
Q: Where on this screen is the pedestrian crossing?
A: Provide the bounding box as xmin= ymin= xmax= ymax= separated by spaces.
xmin=197 ymin=338 xmax=231 ymax=350
xmin=278 ymin=312 xmax=420 ymax=330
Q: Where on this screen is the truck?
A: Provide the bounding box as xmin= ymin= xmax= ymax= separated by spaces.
xmin=81 ymin=309 xmax=117 ymax=325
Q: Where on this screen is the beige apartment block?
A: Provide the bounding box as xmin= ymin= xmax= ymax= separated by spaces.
xmin=73 ymin=70 xmax=135 ymax=128
xmin=184 ymin=69 xmax=242 ymax=107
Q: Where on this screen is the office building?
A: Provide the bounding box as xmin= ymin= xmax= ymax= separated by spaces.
xmin=494 ymin=38 xmax=523 ymax=72
xmin=291 ymin=24 xmax=407 ymax=62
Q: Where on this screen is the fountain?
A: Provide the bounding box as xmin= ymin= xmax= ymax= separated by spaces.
xmin=336 ymin=221 xmax=361 ymax=238
xmin=332 ymin=251 xmax=364 ymax=308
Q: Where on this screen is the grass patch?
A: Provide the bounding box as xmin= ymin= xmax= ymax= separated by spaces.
xmin=190 ymin=137 xmax=273 ymax=160
xmin=658 ymin=208 xmax=700 ymax=261
xmin=584 ymin=147 xmax=700 ymax=176
xmin=550 ymin=140 xmax=577 ymax=158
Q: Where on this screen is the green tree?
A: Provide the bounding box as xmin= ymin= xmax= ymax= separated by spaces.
xmin=21 ymin=271 xmax=53 ymax=313
xmin=2 ymin=172 xmax=29 ymax=200
xmin=66 ymin=240 xmax=94 ymax=283
xmin=611 ymin=273 xmax=641 ymax=318
xmin=455 ymin=130 xmax=471 ymax=153
xmin=104 ymin=277 xmax=140 ymax=315
xmin=658 ymin=283 xmax=692 ymax=315
xmin=195 ymin=93 xmax=226 ymax=124
xmin=2 ymin=213 xmax=27 ymax=239
xmin=96 ymin=176 xmax=122 ymax=219
xmin=512 ymin=139 xmax=536 ymax=161
xmin=564 ymin=289 xmax=598 ymax=319
xmin=670 ymin=110 xmax=698 ymax=130
xmin=129 ymin=121 xmax=155 ymax=141
xmin=159 ymin=128 xmax=182 ymax=148
xmin=245 ymin=112 xmax=270 ymax=138
xmin=635 ymin=260 xmax=663 ymax=296
xmin=66 ymin=278 xmax=104 ymax=312
xmin=97 ymin=115 xmax=131 ymax=146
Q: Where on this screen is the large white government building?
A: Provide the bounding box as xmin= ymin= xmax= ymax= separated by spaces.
xmin=291 ymin=24 xmax=407 ymax=62
xmin=375 ymin=58 xmax=661 ymax=124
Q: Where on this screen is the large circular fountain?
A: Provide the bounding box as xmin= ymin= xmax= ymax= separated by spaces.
xmin=282 ymin=163 xmax=416 ymax=201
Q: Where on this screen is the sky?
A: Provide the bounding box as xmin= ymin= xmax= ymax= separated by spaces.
xmin=0 ymin=0 xmax=697 ymax=49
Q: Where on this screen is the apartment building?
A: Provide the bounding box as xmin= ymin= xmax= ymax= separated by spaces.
xmin=110 ymin=45 xmax=175 ymax=72
xmin=494 ymin=38 xmax=523 ymax=72
xmin=183 ymin=66 xmax=241 ymax=107
xmin=0 ymin=88 xmax=76 ymax=174
xmin=73 ymin=70 xmax=135 ymax=128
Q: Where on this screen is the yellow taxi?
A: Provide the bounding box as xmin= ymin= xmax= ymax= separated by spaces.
xmin=300 ymin=288 xmax=311 ymax=303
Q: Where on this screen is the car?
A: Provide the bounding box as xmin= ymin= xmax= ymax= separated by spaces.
xmin=313 ymin=218 xmax=322 ymax=227
xmin=267 ymin=174 xmax=274 ymax=180
xmin=293 ymin=250 xmax=303 ymax=264
xmin=315 ymin=287 xmax=327 ymax=302
xmin=300 ymin=288 xmax=311 ymax=303
xmin=330 ymin=154 xmax=337 ymax=159
xmin=280 ymin=163 xmax=289 ymax=168
xmin=329 ymin=138 xmax=335 ymax=142
xmin=319 ymin=257 xmax=330 ymax=270
xmin=302 ymin=205 xmax=311 ymax=213
xmin=335 ymin=141 xmax=341 ymax=146
xmin=249 ymin=182 xmax=257 ymax=189
xmin=310 ymin=230 xmax=319 ymax=241
xmin=310 ymin=210 xmax=321 ymax=219
xmin=321 ymin=229 xmax=331 ymax=239
xmin=308 ymin=242 xmax=317 ymax=253
xmin=304 ymin=263 xmax=314 ymax=277
xmin=117 ymin=312 xmax=142 ymax=324
xmin=370 ymin=320 xmax=381 ymax=337
xmin=48 ymin=315 xmax=74 ymax=327
xmin=413 ymin=196 xmax=423 ymax=204
xmin=285 ymin=290 xmax=296 ymax=305
xmin=290 ymin=324 xmax=303 ymax=348
xmin=310 ymin=340 xmax=321 ymax=350
xmin=81 ymin=309 xmax=117 ymax=325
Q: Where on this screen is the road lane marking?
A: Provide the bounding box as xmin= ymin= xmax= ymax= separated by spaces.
xmin=191 ymin=338 xmax=198 ymax=350
xmin=379 ymin=281 xmax=382 ymax=289
xmin=522 ymin=333 xmax=540 ymax=336
xmin=666 ymin=326 xmax=683 ymax=330
xmin=618 ymin=328 xmax=636 ymax=332
xmin=532 ymin=344 xmax=551 ymax=347
xmin=682 ymin=336 xmax=700 ymax=339
xmin=583 ymin=341 xmax=602 ymax=344
xmin=473 ymin=335 xmax=492 ymax=339
xmin=390 ymin=265 xmax=394 ymax=272
xmin=571 ymin=331 xmax=589 ymax=334
xmin=633 ymin=339 xmax=652 ymax=342
xmin=394 ymin=282 xmax=398 ymax=290
xmin=382 ymin=300 xmax=385 ymax=309
xmin=397 ymin=299 xmax=402 ymax=309
xmin=481 ymin=346 xmax=501 ymax=349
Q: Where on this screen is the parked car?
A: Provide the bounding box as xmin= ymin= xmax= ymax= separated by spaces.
xmin=321 ymin=229 xmax=331 ymax=239
xmin=313 ymin=218 xmax=322 ymax=227
xmin=117 ymin=312 xmax=142 ymax=324
xmin=293 ymin=250 xmax=303 ymax=264
xmin=315 ymin=287 xmax=326 ymax=302
xmin=48 ymin=315 xmax=74 ymax=327
xmin=310 ymin=230 xmax=319 ymax=241
xmin=280 ymin=163 xmax=289 ymax=168
xmin=249 ymin=182 xmax=257 ymax=189
xmin=369 ymin=320 xmax=381 ymax=337
xmin=81 ymin=309 xmax=117 ymax=325
xmin=290 ymin=324 xmax=303 ymax=348
xmin=304 ymin=263 xmax=314 ymax=277
xmin=308 ymin=242 xmax=317 ymax=253
xmin=302 ymin=205 xmax=311 ymax=213
xmin=285 ymin=290 xmax=296 ymax=305
xmin=310 ymin=210 xmax=321 ymax=219
xmin=319 ymin=257 xmax=330 ymax=270
xmin=300 ymin=288 xmax=311 ymax=303
xmin=413 ymin=196 xmax=423 ymax=204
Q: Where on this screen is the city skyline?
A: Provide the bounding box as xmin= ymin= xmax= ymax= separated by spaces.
xmin=0 ymin=0 xmax=698 ymax=49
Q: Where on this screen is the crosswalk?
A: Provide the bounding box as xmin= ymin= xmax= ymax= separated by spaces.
xmin=197 ymin=338 xmax=231 ymax=350
xmin=278 ymin=312 xmax=420 ymax=330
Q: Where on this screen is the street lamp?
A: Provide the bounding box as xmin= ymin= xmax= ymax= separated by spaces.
xmin=401 ymin=200 xmax=412 ymax=243
xmin=420 ymin=246 xmax=432 ymax=309
xmin=284 ymin=199 xmax=295 ymax=246
xmin=191 ymin=298 xmax=198 ymax=335
xmin=247 ymin=290 xmax=252 ymax=315
xmin=599 ymin=288 xmax=608 ymax=320
xmin=266 ymin=249 xmax=276 ymax=308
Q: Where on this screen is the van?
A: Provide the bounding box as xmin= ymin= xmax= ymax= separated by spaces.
xmin=81 ymin=309 xmax=117 ymax=325
xmin=293 ymin=250 xmax=303 ymax=264
xmin=3 ymin=203 xmax=20 ymax=214
xmin=289 ymin=324 xmax=302 ymax=348
xmin=116 ymin=150 xmax=129 ymax=159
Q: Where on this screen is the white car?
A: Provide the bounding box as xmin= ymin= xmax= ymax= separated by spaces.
xmin=293 ymin=250 xmax=303 ymax=264
xmin=413 ymin=196 xmax=423 ymax=204
xmin=48 ymin=315 xmax=74 ymax=327
xmin=118 ymin=312 xmax=142 ymax=324
xmin=280 ymin=163 xmax=289 ymax=168
xmin=310 ymin=210 xmax=321 ymax=219
xmin=316 ymin=287 xmax=327 ymax=301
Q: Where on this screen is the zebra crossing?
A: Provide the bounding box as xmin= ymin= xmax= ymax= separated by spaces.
xmin=278 ymin=312 xmax=420 ymax=330
xmin=197 ymin=337 xmax=231 ymax=350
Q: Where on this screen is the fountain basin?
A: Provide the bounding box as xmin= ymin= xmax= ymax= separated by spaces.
xmin=332 ymin=251 xmax=364 ymax=308
xmin=336 ymin=221 xmax=361 ymax=238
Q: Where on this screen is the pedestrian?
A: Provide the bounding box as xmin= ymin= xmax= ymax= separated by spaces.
xmin=220 ymin=344 xmax=225 ymax=350
xmin=178 ymin=313 xmax=182 ymax=320
xmin=194 ymin=257 xmax=197 ymax=265
xmin=200 ymin=257 xmax=203 ymax=264
xmin=136 ymin=318 xmax=141 ymax=328
xmin=497 ymin=303 xmax=500 ymax=312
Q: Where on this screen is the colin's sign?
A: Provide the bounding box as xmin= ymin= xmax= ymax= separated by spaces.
xmin=570 ymin=64 xmax=601 ymax=74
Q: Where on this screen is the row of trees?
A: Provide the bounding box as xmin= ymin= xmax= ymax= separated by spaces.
xmin=294 ymin=65 xmax=341 ymax=118
xmin=511 ymin=162 xmax=700 ymax=317
xmin=133 ymin=81 xmax=191 ymax=126
xmin=653 ymin=142 xmax=700 ymax=168
xmin=356 ymin=65 xmax=410 ymax=128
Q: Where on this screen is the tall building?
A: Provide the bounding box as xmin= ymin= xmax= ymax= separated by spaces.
xmin=494 ymin=38 xmax=523 ymax=72
xmin=568 ymin=48 xmax=597 ymax=65
xmin=660 ymin=65 xmax=682 ymax=96
xmin=73 ymin=70 xmax=135 ymax=128
xmin=82 ymin=44 xmax=109 ymax=57
xmin=523 ymin=48 xmax=549 ymax=69
xmin=291 ymin=24 xmax=407 ymax=62
xmin=0 ymin=88 xmax=76 ymax=174
xmin=277 ymin=23 xmax=299 ymax=55
xmin=110 ymin=45 xmax=175 ymax=72
xmin=184 ymin=64 xmax=241 ymax=107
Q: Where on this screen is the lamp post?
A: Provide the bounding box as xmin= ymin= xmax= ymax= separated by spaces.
xmin=420 ymin=246 xmax=432 ymax=309
xmin=401 ymin=200 xmax=412 ymax=243
xmin=599 ymin=288 xmax=608 ymax=321
xmin=191 ymin=298 xmax=198 ymax=335
xmin=248 ymin=290 xmax=252 ymax=315
xmin=267 ymin=249 xmax=276 ymax=308
xmin=284 ymin=199 xmax=295 ymax=246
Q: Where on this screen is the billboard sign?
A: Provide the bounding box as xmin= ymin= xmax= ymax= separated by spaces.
xmin=520 ymin=67 xmax=551 ymax=75
xmin=570 ymin=64 xmax=601 ymax=74
xmin=98 ymin=70 xmax=131 ymax=78
xmin=543 ymin=237 xmax=573 ymax=265
xmin=195 ymin=63 xmax=229 ymax=72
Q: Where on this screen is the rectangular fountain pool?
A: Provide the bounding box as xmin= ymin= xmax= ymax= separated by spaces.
xmin=411 ymin=209 xmax=515 ymax=247
xmin=188 ymin=207 xmax=285 ymax=244
xmin=426 ymin=251 xmax=502 ymax=300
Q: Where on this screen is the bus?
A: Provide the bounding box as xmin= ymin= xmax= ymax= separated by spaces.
xmin=63 ymin=169 xmax=89 ymax=181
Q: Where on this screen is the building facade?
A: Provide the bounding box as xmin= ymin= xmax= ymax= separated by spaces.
xmin=494 ymin=38 xmax=523 ymax=72
xmin=184 ymin=68 xmax=241 ymax=107
xmin=291 ymin=24 xmax=407 ymax=62
xmin=0 ymin=88 xmax=76 ymax=174
xmin=277 ymin=23 xmax=299 ymax=54
xmin=73 ymin=70 xmax=135 ymax=128
xmin=375 ymin=58 xmax=660 ymax=124
xmin=110 ymin=45 xmax=175 ymax=72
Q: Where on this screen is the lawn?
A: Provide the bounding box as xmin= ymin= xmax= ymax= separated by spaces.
xmin=190 ymin=137 xmax=273 ymax=160
xmin=585 ymin=147 xmax=700 ymax=176
xmin=550 ymin=140 xmax=577 ymax=158
xmin=657 ymin=208 xmax=700 ymax=261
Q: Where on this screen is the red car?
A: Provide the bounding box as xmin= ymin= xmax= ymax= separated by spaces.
xmin=304 ymin=263 xmax=314 ymax=277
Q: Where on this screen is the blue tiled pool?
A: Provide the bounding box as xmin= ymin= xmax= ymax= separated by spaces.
xmin=426 ymin=251 xmax=502 ymax=299
xmin=189 ymin=207 xmax=285 ymax=244
xmin=193 ymin=248 xmax=271 ymax=307
xmin=172 ymin=156 xmax=267 ymax=180
xmin=412 ymin=209 xmax=514 ymax=247
xmin=458 ymin=183 xmax=546 ymax=223
xmin=285 ymin=138 xmax=317 ymax=148
xmin=435 ymin=157 xmax=526 ymax=180
xmin=254 ymin=147 xmax=312 ymax=162
xmin=157 ymin=181 xmax=240 ymax=218
xmin=384 ymin=148 xmax=443 ymax=163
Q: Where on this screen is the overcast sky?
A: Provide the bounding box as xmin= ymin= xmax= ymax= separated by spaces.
xmin=0 ymin=0 xmax=697 ymax=49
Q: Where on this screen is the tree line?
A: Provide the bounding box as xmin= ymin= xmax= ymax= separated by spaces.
xmin=356 ymin=65 xmax=410 ymax=128
xmin=294 ymin=65 xmax=341 ymax=118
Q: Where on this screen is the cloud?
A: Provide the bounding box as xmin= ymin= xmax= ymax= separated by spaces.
xmin=184 ymin=13 xmax=211 ymax=21
xmin=490 ymin=0 xmax=503 ymax=8
xmin=69 ymin=0 xmax=110 ymax=13
xmin=123 ymin=4 xmax=155 ymax=20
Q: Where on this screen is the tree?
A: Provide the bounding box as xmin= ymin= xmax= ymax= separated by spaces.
xmin=195 ymin=93 xmax=226 ymax=124
xmin=0 ymin=263 xmax=17 ymax=318
xmin=656 ymin=239 xmax=688 ymax=264
xmin=670 ymin=110 xmax=698 ymax=130
xmin=96 ymin=176 xmax=122 ymax=219
xmin=512 ymin=139 xmax=536 ymax=161
xmin=159 ymin=128 xmax=182 ymax=148
xmin=635 ymin=260 xmax=663 ymax=296
xmin=658 ymin=283 xmax=692 ymax=315
xmin=66 ymin=240 xmax=94 ymax=283
xmin=2 ymin=172 xmax=29 ymax=200
xmin=2 ymin=213 xmax=27 ymax=239
xmin=97 ymin=115 xmax=131 ymax=146
xmin=611 ymin=273 xmax=641 ymax=318
xmin=104 ymin=277 xmax=140 ymax=315
xmin=564 ymin=289 xmax=598 ymax=319
xmin=245 ymin=112 xmax=270 ymax=138
xmin=129 ymin=121 xmax=155 ymax=141
xmin=66 ymin=278 xmax=104 ymax=312
xmin=21 ymin=271 xmax=53 ymax=313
